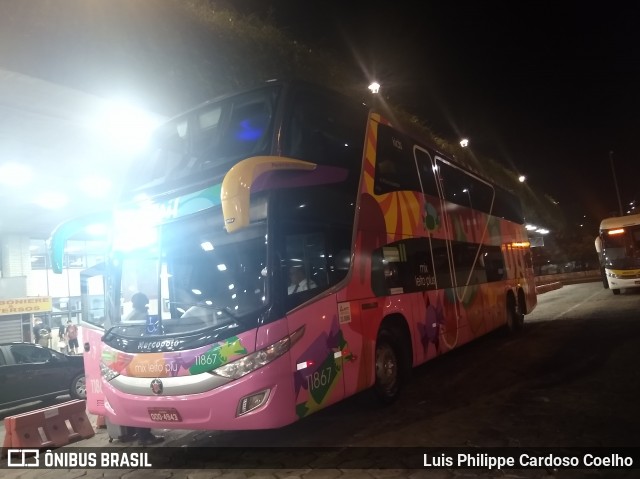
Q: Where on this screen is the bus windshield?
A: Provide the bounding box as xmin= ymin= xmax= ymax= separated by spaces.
xmin=112 ymin=214 xmax=267 ymax=338
xmin=602 ymin=225 xmax=640 ymax=269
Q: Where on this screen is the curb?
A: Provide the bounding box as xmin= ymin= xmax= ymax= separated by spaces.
xmin=535 ymin=282 xmax=563 ymax=294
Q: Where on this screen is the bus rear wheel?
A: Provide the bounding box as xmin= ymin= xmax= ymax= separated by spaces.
xmin=373 ymin=330 xmax=403 ymax=405
xmin=506 ymin=296 xmax=524 ymax=333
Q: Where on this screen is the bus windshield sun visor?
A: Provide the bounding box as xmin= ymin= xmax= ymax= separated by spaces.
xmin=221 ymin=156 xmax=316 ymax=233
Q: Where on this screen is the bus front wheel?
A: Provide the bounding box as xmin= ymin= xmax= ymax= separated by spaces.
xmin=373 ymin=330 xmax=403 ymax=405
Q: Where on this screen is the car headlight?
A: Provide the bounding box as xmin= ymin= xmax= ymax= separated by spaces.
xmin=211 ymin=326 xmax=305 ymax=380
xmin=100 ymin=361 xmax=120 ymax=381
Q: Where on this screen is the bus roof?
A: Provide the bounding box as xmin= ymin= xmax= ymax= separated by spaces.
xmin=600 ymin=212 xmax=640 ymax=231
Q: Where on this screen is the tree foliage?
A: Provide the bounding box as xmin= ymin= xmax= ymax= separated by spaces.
xmin=0 ymin=0 xmax=565 ymax=231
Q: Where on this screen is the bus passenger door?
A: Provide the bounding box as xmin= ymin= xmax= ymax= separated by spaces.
xmin=286 ymin=295 xmax=346 ymax=419
xmin=80 ymin=265 xmax=107 ymax=416
xmin=282 ymin=232 xmax=347 ymax=419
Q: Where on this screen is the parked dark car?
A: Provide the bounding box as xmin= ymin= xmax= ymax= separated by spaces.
xmin=0 ymin=342 xmax=86 ymax=410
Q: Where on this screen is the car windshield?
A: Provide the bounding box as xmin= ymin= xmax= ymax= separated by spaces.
xmin=112 ymin=215 xmax=268 ymax=337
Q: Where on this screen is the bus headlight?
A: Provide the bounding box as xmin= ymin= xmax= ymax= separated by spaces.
xmin=211 ymin=326 xmax=305 ymax=380
xmin=100 ymin=361 xmax=120 ymax=381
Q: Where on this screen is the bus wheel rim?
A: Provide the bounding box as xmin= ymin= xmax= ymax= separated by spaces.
xmin=375 ymin=342 xmax=398 ymax=392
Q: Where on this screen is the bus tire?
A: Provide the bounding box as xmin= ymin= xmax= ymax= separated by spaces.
xmin=612 ymin=288 xmax=621 ymax=295
xmin=506 ymin=295 xmax=524 ymax=333
xmin=373 ymin=329 xmax=404 ymax=405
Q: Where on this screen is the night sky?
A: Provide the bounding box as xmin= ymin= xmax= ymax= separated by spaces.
xmin=235 ymin=1 xmax=640 ymax=224
xmin=2 ymin=1 xmax=637 ymax=227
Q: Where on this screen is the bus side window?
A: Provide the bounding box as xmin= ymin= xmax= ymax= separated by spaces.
xmin=483 ymin=245 xmax=505 ymax=282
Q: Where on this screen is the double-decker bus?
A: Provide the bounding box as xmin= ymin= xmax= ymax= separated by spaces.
xmin=49 ymin=80 xmax=536 ymax=431
xmin=595 ymin=213 xmax=640 ymax=294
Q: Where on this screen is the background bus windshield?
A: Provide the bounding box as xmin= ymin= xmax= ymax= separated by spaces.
xmin=602 ymin=226 xmax=640 ymax=269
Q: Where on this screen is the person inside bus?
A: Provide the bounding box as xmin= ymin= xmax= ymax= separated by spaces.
xmin=288 ymin=265 xmax=317 ymax=294
xmin=123 ymin=292 xmax=150 ymax=323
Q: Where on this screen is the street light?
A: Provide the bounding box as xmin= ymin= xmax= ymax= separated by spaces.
xmin=460 ymin=138 xmax=469 ymax=148
xmin=368 ymin=82 xmax=380 ymax=94
xmin=518 ymin=175 xmax=526 ymax=183
xmin=462 ymin=188 xmax=473 ymax=208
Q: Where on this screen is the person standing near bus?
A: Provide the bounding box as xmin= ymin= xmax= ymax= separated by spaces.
xmin=34 ymin=318 xmax=51 ymax=348
xmin=32 ymin=318 xmax=42 ymax=344
xmin=65 ymin=319 xmax=79 ymax=354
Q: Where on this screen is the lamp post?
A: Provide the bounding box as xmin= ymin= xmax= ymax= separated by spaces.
xmin=609 ymin=150 xmax=623 ymax=216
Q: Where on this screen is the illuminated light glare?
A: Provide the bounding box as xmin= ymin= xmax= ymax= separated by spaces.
xmin=217 ymin=264 xmax=227 ymax=271
xmin=112 ymin=209 xmax=158 ymax=251
xmin=0 ymin=162 xmax=33 ymax=186
xmin=94 ymin=99 xmax=164 ymax=154
xmin=460 ymin=138 xmax=469 ymax=148
xmin=608 ymin=228 xmax=625 ymax=235
xmin=232 ymin=294 xmax=237 ymax=299
xmin=535 ymin=229 xmax=549 ymax=235
xmin=228 ymin=284 xmax=235 ymax=290
xmin=368 ymin=82 xmax=380 ymax=94
xmin=133 ymin=193 xmax=151 ymax=203
xmin=35 ymin=192 xmax=69 ymax=209
xmin=205 ymin=300 xmax=213 ymax=306
xmin=525 ymin=224 xmax=538 ymax=231
xmin=519 ymin=175 xmax=526 ymax=183
xmin=191 ymin=289 xmax=202 ymax=295
xmin=85 ymin=223 xmax=109 ymax=236
xmin=78 ymin=176 xmax=112 ymax=198
xmin=201 ymin=241 xmax=214 ymax=251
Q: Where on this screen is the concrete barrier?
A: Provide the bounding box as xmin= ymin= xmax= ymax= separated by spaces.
xmin=1 ymin=399 xmax=94 ymax=453
xmin=535 ymin=270 xmax=600 ymax=286
xmin=535 ymin=281 xmax=563 ymax=294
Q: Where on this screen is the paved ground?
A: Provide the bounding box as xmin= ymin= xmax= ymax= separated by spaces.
xmin=2 ymin=281 xmax=638 ymax=478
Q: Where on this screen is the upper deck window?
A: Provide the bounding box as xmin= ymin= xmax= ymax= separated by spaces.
xmin=125 ymin=86 xmax=281 ymax=195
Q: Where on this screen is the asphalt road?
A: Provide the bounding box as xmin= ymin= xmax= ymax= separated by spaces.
xmin=2 ymin=281 xmax=639 ymax=478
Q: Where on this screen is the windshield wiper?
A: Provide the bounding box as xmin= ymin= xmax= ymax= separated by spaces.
xmin=169 ymin=301 xmax=239 ymax=319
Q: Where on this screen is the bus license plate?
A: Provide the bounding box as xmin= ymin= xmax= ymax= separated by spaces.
xmin=148 ymin=407 xmax=182 ymax=422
